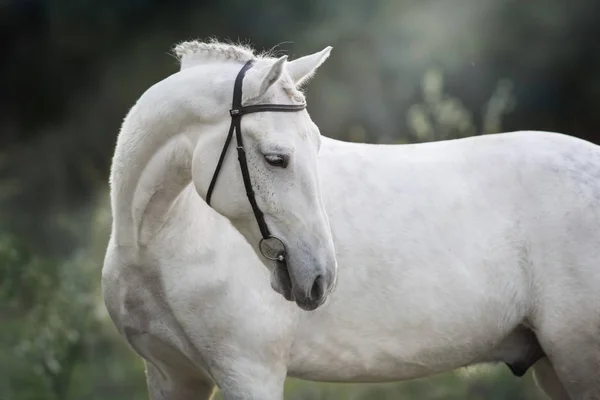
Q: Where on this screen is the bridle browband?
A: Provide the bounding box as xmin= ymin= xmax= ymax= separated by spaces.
xmin=205 ymin=59 xmax=306 ymax=262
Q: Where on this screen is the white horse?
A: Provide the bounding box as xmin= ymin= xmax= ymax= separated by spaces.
xmin=102 ymin=39 xmax=600 ymax=400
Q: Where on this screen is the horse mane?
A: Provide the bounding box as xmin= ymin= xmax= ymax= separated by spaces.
xmin=173 ymin=38 xmax=306 ymax=103
xmin=173 ymin=38 xmax=275 ymax=70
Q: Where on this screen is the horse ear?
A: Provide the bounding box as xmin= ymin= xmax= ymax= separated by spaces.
xmin=287 ymin=46 xmax=333 ymax=87
xmin=244 ymin=56 xmax=287 ymax=101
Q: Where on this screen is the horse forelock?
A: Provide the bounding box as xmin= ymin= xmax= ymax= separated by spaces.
xmin=172 ymin=38 xmax=305 ymax=103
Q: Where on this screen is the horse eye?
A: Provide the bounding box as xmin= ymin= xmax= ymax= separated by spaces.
xmin=264 ymin=154 xmax=288 ymax=168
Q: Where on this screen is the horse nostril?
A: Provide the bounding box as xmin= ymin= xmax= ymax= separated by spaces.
xmin=310 ymin=275 xmax=325 ymax=302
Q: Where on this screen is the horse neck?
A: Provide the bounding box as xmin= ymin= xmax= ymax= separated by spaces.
xmin=132 ymin=133 xmax=195 ymax=246
xmin=110 ymin=88 xmax=199 ymax=248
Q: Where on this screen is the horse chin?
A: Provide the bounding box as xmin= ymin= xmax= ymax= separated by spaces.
xmin=270 ymin=262 xmax=295 ymax=302
xmin=294 ymin=295 xmax=326 ymax=312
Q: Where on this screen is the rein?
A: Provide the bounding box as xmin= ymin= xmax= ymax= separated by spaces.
xmin=205 ymin=59 xmax=306 ymax=262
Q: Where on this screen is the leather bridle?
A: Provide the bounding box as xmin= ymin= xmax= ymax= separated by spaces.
xmin=205 ymin=59 xmax=306 ymax=263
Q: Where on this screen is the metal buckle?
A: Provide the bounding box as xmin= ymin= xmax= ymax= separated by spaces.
xmin=259 ymin=235 xmax=286 ymax=262
xmin=230 ymin=109 xmax=241 ymax=116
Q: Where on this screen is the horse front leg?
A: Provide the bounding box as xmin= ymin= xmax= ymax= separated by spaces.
xmin=214 ymin=360 xmax=287 ymax=400
xmin=145 ymin=360 xmax=216 ymax=400
xmin=533 ymin=358 xmax=571 ymax=400
xmin=536 ymin=306 xmax=600 ymax=399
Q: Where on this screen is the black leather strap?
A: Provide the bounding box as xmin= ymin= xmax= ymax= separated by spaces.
xmin=231 ymin=103 xmax=306 ymax=115
xmin=206 ymin=60 xmax=255 ymax=206
xmin=205 ymin=59 xmax=306 ymax=243
xmin=234 ymin=119 xmax=271 ymax=238
xmin=205 ymin=118 xmax=236 ymax=205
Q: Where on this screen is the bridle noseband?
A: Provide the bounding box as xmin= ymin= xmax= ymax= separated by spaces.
xmin=205 ymin=59 xmax=306 ymax=263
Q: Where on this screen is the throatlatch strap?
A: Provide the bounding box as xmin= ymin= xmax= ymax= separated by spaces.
xmin=205 ymin=60 xmax=254 ymax=206
xmin=206 ymin=119 xmax=236 ymax=206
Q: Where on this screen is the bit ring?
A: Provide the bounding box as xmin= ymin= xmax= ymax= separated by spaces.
xmin=259 ymin=235 xmax=286 ymax=262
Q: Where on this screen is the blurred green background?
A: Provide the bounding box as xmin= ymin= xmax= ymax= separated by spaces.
xmin=2 ymin=0 xmax=599 ymax=399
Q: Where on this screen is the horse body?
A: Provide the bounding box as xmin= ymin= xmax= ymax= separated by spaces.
xmin=102 ymin=41 xmax=600 ymax=400
xmin=288 ymin=131 xmax=600 ymax=384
